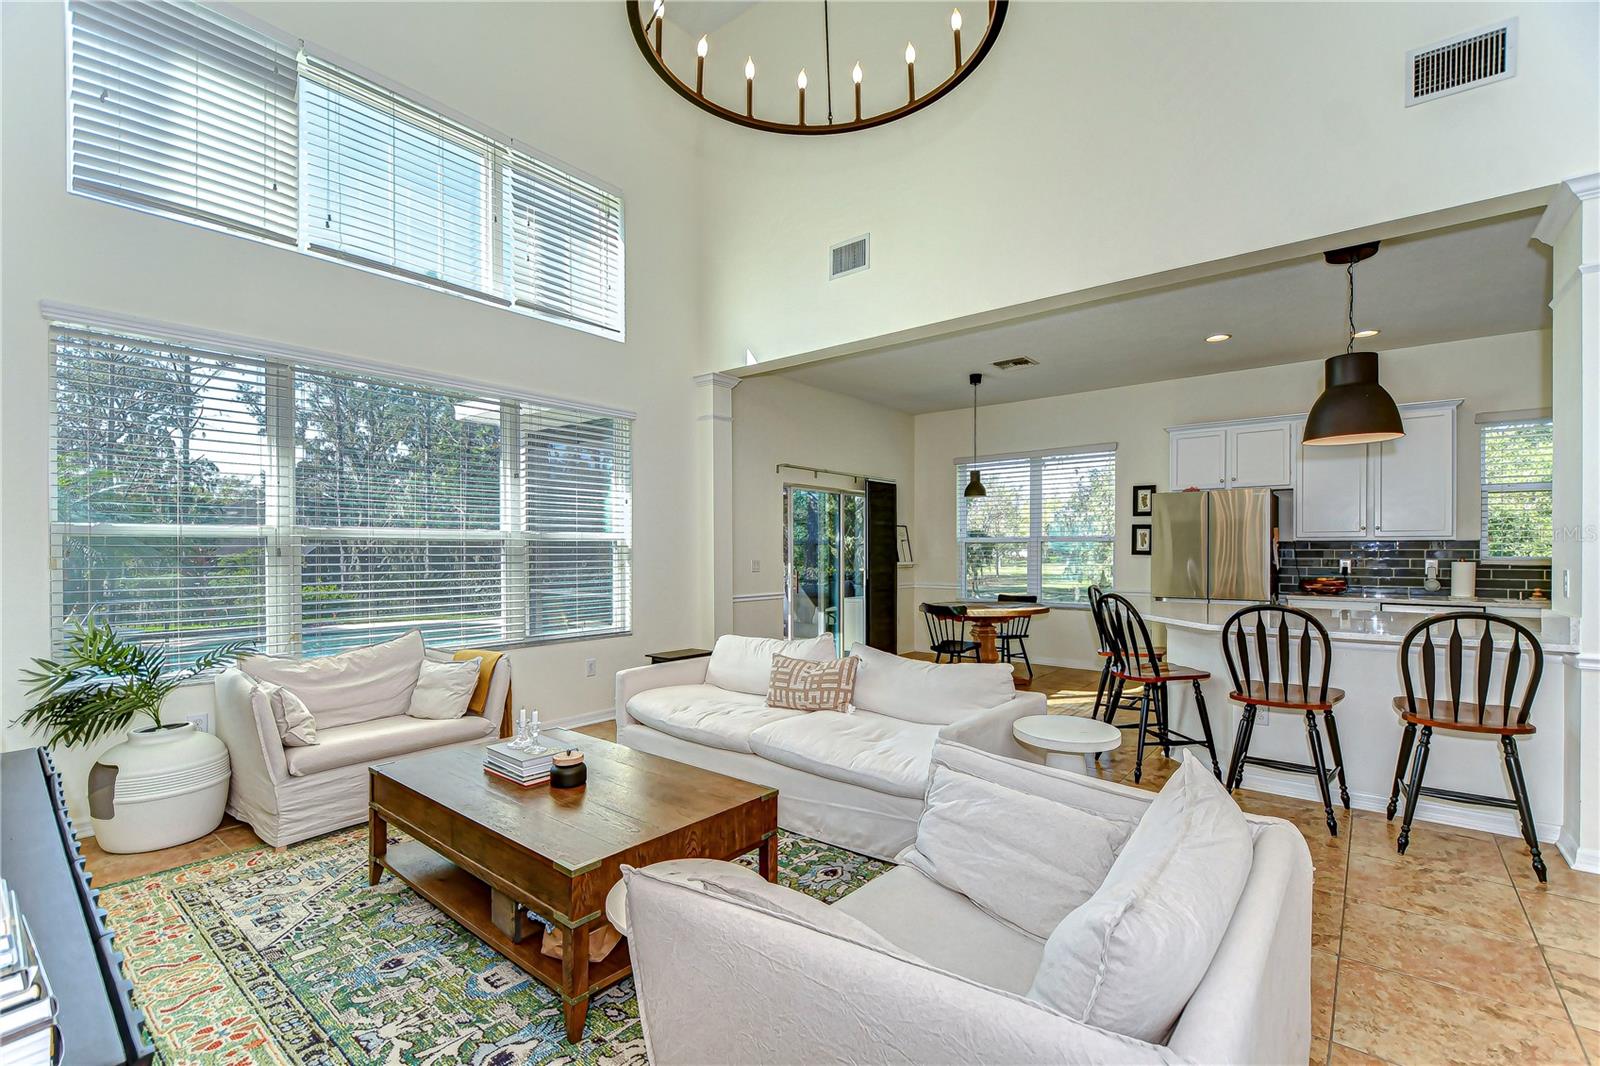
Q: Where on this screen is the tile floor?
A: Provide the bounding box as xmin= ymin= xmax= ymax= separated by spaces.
xmin=79 ymin=663 xmax=1599 ymax=1065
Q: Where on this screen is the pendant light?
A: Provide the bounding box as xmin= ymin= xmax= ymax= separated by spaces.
xmin=1303 ymin=242 xmax=1405 ymax=446
xmin=964 ymin=372 xmax=986 ymax=498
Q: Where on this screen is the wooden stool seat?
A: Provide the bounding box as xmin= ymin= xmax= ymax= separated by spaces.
xmin=1098 ymin=647 xmax=1163 ymax=660
xmin=1114 ymin=662 xmax=1209 ymax=684
xmin=1231 ymin=682 xmax=1346 ymax=712
xmin=1391 ymin=696 xmax=1536 ymax=736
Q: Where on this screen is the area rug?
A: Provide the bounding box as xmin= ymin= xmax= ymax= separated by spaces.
xmin=99 ymin=828 xmax=890 ymax=1065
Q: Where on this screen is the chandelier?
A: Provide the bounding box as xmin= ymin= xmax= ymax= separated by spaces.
xmin=627 ymin=1 xmax=1009 ymax=135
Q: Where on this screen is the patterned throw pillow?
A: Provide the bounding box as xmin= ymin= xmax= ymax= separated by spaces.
xmin=767 ymin=654 xmax=858 ymax=712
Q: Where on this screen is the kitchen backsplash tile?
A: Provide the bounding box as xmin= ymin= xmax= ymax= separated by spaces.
xmin=1277 ymin=540 xmax=1552 ymax=600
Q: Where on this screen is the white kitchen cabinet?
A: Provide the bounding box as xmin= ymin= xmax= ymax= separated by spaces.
xmin=1370 ymin=402 xmax=1458 ymax=539
xmin=1168 ymin=418 xmax=1293 ymax=491
xmin=1292 ymin=418 xmax=1369 ymax=538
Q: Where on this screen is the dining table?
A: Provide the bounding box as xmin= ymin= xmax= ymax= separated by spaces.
xmin=926 ymin=600 xmax=1051 ymax=687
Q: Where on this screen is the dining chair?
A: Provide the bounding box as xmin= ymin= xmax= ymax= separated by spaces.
xmin=921 ymin=603 xmax=978 ymax=664
xmin=1388 ymin=611 xmax=1547 ymax=882
xmin=1087 ymin=587 xmax=1157 ymax=723
xmin=1093 ymin=592 xmax=1221 ymax=782
xmin=1221 ymin=605 xmax=1348 ymax=837
xmin=994 ymin=593 xmax=1036 ymax=679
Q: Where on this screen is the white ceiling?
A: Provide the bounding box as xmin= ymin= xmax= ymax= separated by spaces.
xmin=743 ymin=211 xmax=1552 ymax=414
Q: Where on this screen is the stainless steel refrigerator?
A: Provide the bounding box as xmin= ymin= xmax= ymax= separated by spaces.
xmin=1151 ymin=488 xmax=1276 ymax=601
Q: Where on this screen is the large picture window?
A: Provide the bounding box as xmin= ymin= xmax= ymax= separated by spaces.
xmin=1480 ymin=415 xmax=1553 ymax=561
xmin=50 ymin=318 xmax=632 ymax=666
xmin=956 ymin=446 xmax=1116 ymax=606
xmin=68 ymin=0 xmax=624 ymax=336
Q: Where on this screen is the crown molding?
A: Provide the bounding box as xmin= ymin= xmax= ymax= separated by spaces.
xmin=694 ymin=372 xmax=741 ymax=390
xmin=1532 ymin=173 xmax=1600 ymax=247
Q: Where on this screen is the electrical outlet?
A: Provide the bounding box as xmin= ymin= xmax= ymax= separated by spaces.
xmin=752 ymin=559 xmax=761 ymax=573
xmin=184 ymin=711 xmax=212 ymax=734
xmin=585 ymin=658 xmax=597 ymax=678
xmin=1338 ymin=558 xmax=1352 ymax=576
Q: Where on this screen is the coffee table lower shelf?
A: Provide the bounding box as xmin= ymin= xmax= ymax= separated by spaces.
xmin=376 ymin=839 xmax=633 ymax=1010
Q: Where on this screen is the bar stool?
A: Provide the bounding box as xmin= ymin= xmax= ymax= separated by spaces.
xmin=1087 ymin=586 xmax=1161 ymax=722
xmin=1388 ymin=611 xmax=1547 ymax=882
xmin=1221 ymin=605 xmax=1349 ymax=837
xmin=921 ymin=603 xmax=978 ymax=663
xmin=995 ymin=593 xmax=1036 ymax=680
xmin=1094 ymin=592 xmax=1221 ymax=782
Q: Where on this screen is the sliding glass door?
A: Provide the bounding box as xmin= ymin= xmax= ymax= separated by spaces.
xmin=785 ymin=486 xmax=866 ymax=655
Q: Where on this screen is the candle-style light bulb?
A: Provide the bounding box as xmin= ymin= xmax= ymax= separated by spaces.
xmin=695 ymin=34 xmax=708 ymax=94
xmin=905 ymin=42 xmax=916 ymax=102
xmin=745 ymin=56 xmax=755 ymax=80
xmin=852 ymin=61 xmax=863 ymax=84
xmin=745 ymin=56 xmax=755 ymax=117
xmin=797 ymin=68 xmax=807 ymax=124
xmin=905 ymin=42 xmax=916 ymax=64
xmin=951 ymin=8 xmax=963 ymax=65
xmin=651 ymin=0 xmax=664 ymax=52
xmin=697 ymin=34 xmax=708 ymax=58
xmin=797 ymin=68 xmax=807 ymax=90
xmin=852 ymin=61 xmax=863 ymax=121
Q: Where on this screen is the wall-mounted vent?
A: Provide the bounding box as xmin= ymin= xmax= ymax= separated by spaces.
xmin=829 ymin=235 xmax=870 ymax=279
xmin=992 ymin=356 xmax=1039 ymax=370
xmin=1406 ymin=19 xmax=1516 ymax=105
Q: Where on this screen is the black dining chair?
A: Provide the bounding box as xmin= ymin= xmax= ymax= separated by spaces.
xmin=1088 ymin=586 xmax=1160 ymax=723
xmin=1094 ymin=592 xmax=1221 ymax=782
xmin=995 ymin=593 xmax=1036 ymax=679
xmin=1221 ymin=604 xmax=1348 ymax=837
xmin=921 ymin=603 xmax=978 ymax=663
xmin=1388 ymin=611 xmax=1547 ymax=881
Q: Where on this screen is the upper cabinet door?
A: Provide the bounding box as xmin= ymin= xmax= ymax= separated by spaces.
xmin=1293 ymin=419 xmax=1369 ymax=539
xmin=1170 ymin=428 xmax=1228 ymax=490
xmin=1228 ymin=421 xmax=1294 ymax=487
xmin=1372 ymin=403 xmax=1459 ymax=539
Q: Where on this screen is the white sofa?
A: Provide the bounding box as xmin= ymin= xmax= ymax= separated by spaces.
xmin=614 ymin=636 xmax=1046 ymax=859
xmin=623 ymin=740 xmax=1314 ymax=1065
xmin=214 ymin=632 xmax=510 ymax=846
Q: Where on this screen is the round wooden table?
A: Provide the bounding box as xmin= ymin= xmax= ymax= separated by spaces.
xmin=927 ymin=600 xmax=1050 ymax=684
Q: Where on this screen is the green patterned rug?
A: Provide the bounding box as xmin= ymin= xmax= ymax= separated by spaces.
xmin=100 ymin=828 xmax=890 ymax=1065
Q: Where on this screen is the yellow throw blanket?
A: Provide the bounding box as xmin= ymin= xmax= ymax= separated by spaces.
xmin=452 ymin=649 xmax=514 ymax=738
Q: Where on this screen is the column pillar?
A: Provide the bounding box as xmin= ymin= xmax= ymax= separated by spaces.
xmin=1535 ymin=173 xmax=1600 ymax=872
xmin=695 ymin=372 xmax=739 ymax=640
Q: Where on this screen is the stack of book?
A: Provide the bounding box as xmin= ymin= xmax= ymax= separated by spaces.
xmin=484 ymin=741 xmax=554 ymax=787
xmin=0 ymin=882 xmax=57 ymax=1066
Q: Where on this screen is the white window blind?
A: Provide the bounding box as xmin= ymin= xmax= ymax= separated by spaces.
xmin=957 ymin=446 xmax=1116 ymax=605
xmin=509 ymin=152 xmax=625 ymax=334
xmin=50 ymin=318 xmax=632 ymax=667
xmin=1480 ymin=417 xmax=1553 ymax=560
xmin=69 ymin=0 xmax=299 ymax=241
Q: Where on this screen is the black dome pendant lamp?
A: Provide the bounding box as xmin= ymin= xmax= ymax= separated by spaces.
xmin=1303 ymin=242 xmax=1405 ymax=447
xmin=964 ymin=372 xmax=987 ymax=498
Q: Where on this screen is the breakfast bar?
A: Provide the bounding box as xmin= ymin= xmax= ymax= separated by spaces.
xmin=1138 ymin=597 xmax=1577 ymax=845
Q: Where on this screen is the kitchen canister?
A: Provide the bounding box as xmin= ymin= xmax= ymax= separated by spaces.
xmin=1451 ymin=561 xmax=1478 ymax=599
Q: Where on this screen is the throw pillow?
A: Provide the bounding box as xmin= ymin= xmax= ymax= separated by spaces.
xmin=704 ymin=634 xmax=836 ymax=696
xmin=238 ymin=629 xmax=424 ymax=729
xmin=1027 ymin=753 xmax=1254 ymax=1043
xmin=847 ymin=642 xmax=1015 ymax=724
xmin=766 ymin=654 xmax=858 ymax=712
xmin=250 ymin=680 xmax=319 ymax=747
xmin=408 ymin=657 xmax=480 ymax=720
xmin=901 ymin=765 xmax=1122 ymax=939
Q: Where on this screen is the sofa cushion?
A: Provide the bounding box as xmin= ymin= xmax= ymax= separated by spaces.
xmin=848 ymin=643 xmax=1015 ymax=725
xmin=627 ymin=684 xmax=806 ymax=754
xmin=767 ymin=654 xmax=858 ymax=712
xmin=747 ymin=711 xmax=940 ymax=799
xmin=933 ymin=740 xmax=1149 ymax=838
xmin=240 ymin=631 xmax=424 ymax=730
xmin=283 ymin=713 xmax=495 ymax=777
xmin=834 ymin=865 xmax=1046 ymax=995
xmin=901 ymin=765 xmax=1123 ymax=940
xmin=705 ymin=634 xmax=836 ymax=697
xmin=250 ymin=680 xmax=319 ymax=747
xmin=408 ymin=657 xmax=479 ymax=720
xmin=1027 ymin=753 xmax=1254 ymax=1043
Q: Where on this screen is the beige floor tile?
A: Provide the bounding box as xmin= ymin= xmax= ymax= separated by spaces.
xmin=1333 ymin=959 xmax=1588 ymax=1065
xmin=1523 ymin=892 xmax=1600 ymax=958
xmin=1313 ymin=950 xmax=1338 ymax=1042
xmin=1500 ymin=839 xmax=1600 ymax=904
xmin=1351 ymin=806 xmax=1501 ymax=844
xmin=1576 ymin=1025 xmax=1598 ymax=1062
xmin=1310 ymin=1036 xmax=1330 ymax=1065
xmin=1544 ymin=946 xmax=1600 ymax=1031
xmin=214 ymin=823 xmax=266 ymax=852
xmin=1313 ymin=887 xmax=1346 ymax=953
xmin=1340 ymin=901 xmax=1567 ymax=1020
xmin=1328 ymin=1043 xmax=1395 ymax=1065
xmin=1346 ymin=848 xmax=1533 ymax=942
xmin=1350 ymin=815 xmax=1514 ymax=885
xmin=80 ymin=831 xmax=235 ymax=886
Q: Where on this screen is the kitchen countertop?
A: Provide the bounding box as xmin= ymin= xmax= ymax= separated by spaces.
xmin=1283 ymin=589 xmax=1553 ymax=610
xmin=1144 ymin=596 xmax=1577 ymax=653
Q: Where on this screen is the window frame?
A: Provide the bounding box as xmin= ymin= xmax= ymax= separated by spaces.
xmin=47 ymin=309 xmax=634 ymax=668
xmin=64 ymin=1 xmax=626 ymax=341
xmin=955 ymin=445 xmax=1118 ymax=609
xmin=1478 ymin=414 xmax=1554 ymax=563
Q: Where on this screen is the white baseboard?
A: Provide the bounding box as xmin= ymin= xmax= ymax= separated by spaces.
xmin=1557 ymin=830 xmax=1600 ymax=873
xmin=1239 ymin=767 xmax=1560 ymax=843
xmin=552 ymin=706 xmax=615 ymax=730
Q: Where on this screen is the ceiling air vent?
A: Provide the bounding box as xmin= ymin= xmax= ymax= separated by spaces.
xmin=1406 ymin=19 xmax=1516 ymax=105
xmin=992 ymin=356 xmax=1039 ymax=370
xmin=829 ymin=235 xmax=869 ymax=280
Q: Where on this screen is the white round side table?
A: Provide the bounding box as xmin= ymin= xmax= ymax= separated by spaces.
xmin=1013 ymin=714 xmax=1122 ymax=774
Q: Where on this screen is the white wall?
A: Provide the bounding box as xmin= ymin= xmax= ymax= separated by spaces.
xmin=908 ymin=331 xmax=1552 ymax=667
xmin=728 ymin=375 xmax=917 ymax=645
xmin=699 ymin=2 xmax=1599 ymax=367
xmin=0 ymin=2 xmax=709 ymax=823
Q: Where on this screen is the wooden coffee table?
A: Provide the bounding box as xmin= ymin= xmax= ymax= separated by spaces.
xmin=367 ymin=728 xmax=778 ymax=1043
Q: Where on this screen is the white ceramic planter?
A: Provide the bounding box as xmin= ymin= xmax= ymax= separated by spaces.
xmin=87 ymin=722 xmax=231 ymax=854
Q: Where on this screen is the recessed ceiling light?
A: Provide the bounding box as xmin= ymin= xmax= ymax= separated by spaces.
xmin=1352 ymin=328 xmax=1380 ymax=339
xmin=1205 ymin=333 xmax=1232 ymax=343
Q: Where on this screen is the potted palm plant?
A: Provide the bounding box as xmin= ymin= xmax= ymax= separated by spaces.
xmin=18 ymin=616 xmax=253 ymax=853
